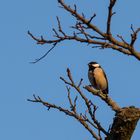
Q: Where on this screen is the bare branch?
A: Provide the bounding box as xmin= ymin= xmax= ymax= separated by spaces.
xmin=28 ymin=67 xmax=140 ymax=140
xmin=30 ymin=45 xmax=56 ymax=64
xmin=60 ymin=68 xmax=109 ymax=136
xmin=29 ymin=29 xmax=135 ymax=61
xmin=28 ymin=94 xmax=102 ymax=140
xmin=28 ymin=1 xmax=140 ymax=63
xmin=66 ymin=86 xmax=77 ymax=112
xmin=87 ymin=13 xmax=96 ymax=24
xmin=57 ymin=0 xmax=140 ymax=60
xmin=58 ymin=0 xmax=105 ymax=37
xmin=84 ymin=86 xmax=121 ymax=112
xmin=67 ymin=68 xmax=75 ymax=85
xmin=117 ymin=35 xmax=129 ymax=45
xmin=106 ymin=0 xmax=117 ymax=35
xmin=78 ymin=78 xmax=83 ymax=88
xmin=27 ymin=1 xmax=140 ymax=139
xmin=56 ymin=16 xmax=67 ymax=37
xmin=130 ymin=25 xmax=140 ymax=46
xmin=28 ymin=31 xmax=47 ymax=45
xmin=73 ymin=96 xmax=78 ymax=112
xmin=28 ymin=68 xmax=111 ymax=139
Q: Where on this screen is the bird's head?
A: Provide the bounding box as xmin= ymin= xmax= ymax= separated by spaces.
xmin=88 ymin=61 xmax=100 ymax=69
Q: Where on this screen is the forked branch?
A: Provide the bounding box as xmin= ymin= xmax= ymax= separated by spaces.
xmin=28 ymin=68 xmax=112 ymax=139
xmin=28 ymin=68 xmax=140 ymax=140
xmin=28 ymin=0 xmax=140 ymax=63
xmin=84 ymin=86 xmax=121 ymax=112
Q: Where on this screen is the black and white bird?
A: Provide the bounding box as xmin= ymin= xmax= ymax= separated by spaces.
xmin=88 ymin=61 xmax=108 ymax=94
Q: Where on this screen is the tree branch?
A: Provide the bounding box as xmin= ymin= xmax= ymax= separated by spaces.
xmin=28 ymin=68 xmax=140 ymax=140
xmin=28 ymin=1 xmax=140 ymax=63
xmin=27 ymin=1 xmax=140 ymax=139
xmin=130 ymin=25 xmax=140 ymax=47
xmin=28 ymin=96 xmax=101 ymax=140
xmin=28 ymin=68 xmax=112 ymax=139
xmin=61 ymin=68 xmax=110 ymax=136
xmin=107 ymin=106 xmax=140 ymax=140
xmin=27 ymin=94 xmax=102 ymax=140
xmin=106 ymin=0 xmax=116 ymax=35
xmin=58 ymin=0 xmax=105 ymax=37
xmin=84 ymin=86 xmax=121 ymax=112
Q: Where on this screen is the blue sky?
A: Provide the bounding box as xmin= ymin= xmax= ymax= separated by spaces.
xmin=0 ymin=0 xmax=140 ymax=140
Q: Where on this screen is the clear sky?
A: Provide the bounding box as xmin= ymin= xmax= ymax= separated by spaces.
xmin=0 ymin=0 xmax=140 ymax=140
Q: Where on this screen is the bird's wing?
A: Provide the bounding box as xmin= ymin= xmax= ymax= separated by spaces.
xmin=102 ymin=70 xmax=109 ymax=94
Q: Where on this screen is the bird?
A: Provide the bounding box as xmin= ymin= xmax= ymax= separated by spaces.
xmin=88 ymin=61 xmax=108 ymax=94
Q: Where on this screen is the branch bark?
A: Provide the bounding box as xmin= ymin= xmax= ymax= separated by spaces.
xmin=28 ymin=0 xmax=140 ymax=139
xmin=28 ymin=69 xmax=111 ymax=140
xmin=28 ymin=69 xmax=140 ymax=140
xmin=28 ymin=0 xmax=140 ymax=63
xmin=84 ymin=86 xmax=121 ymax=112
xmin=106 ymin=106 xmax=140 ymax=140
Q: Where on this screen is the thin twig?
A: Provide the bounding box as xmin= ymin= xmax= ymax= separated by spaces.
xmin=30 ymin=45 xmax=56 ymax=64
xmin=28 ymin=94 xmax=101 ymax=140
xmin=28 ymin=1 xmax=140 ymax=63
xmin=106 ymin=0 xmax=116 ymax=35
xmin=61 ymin=68 xmax=109 ymax=136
